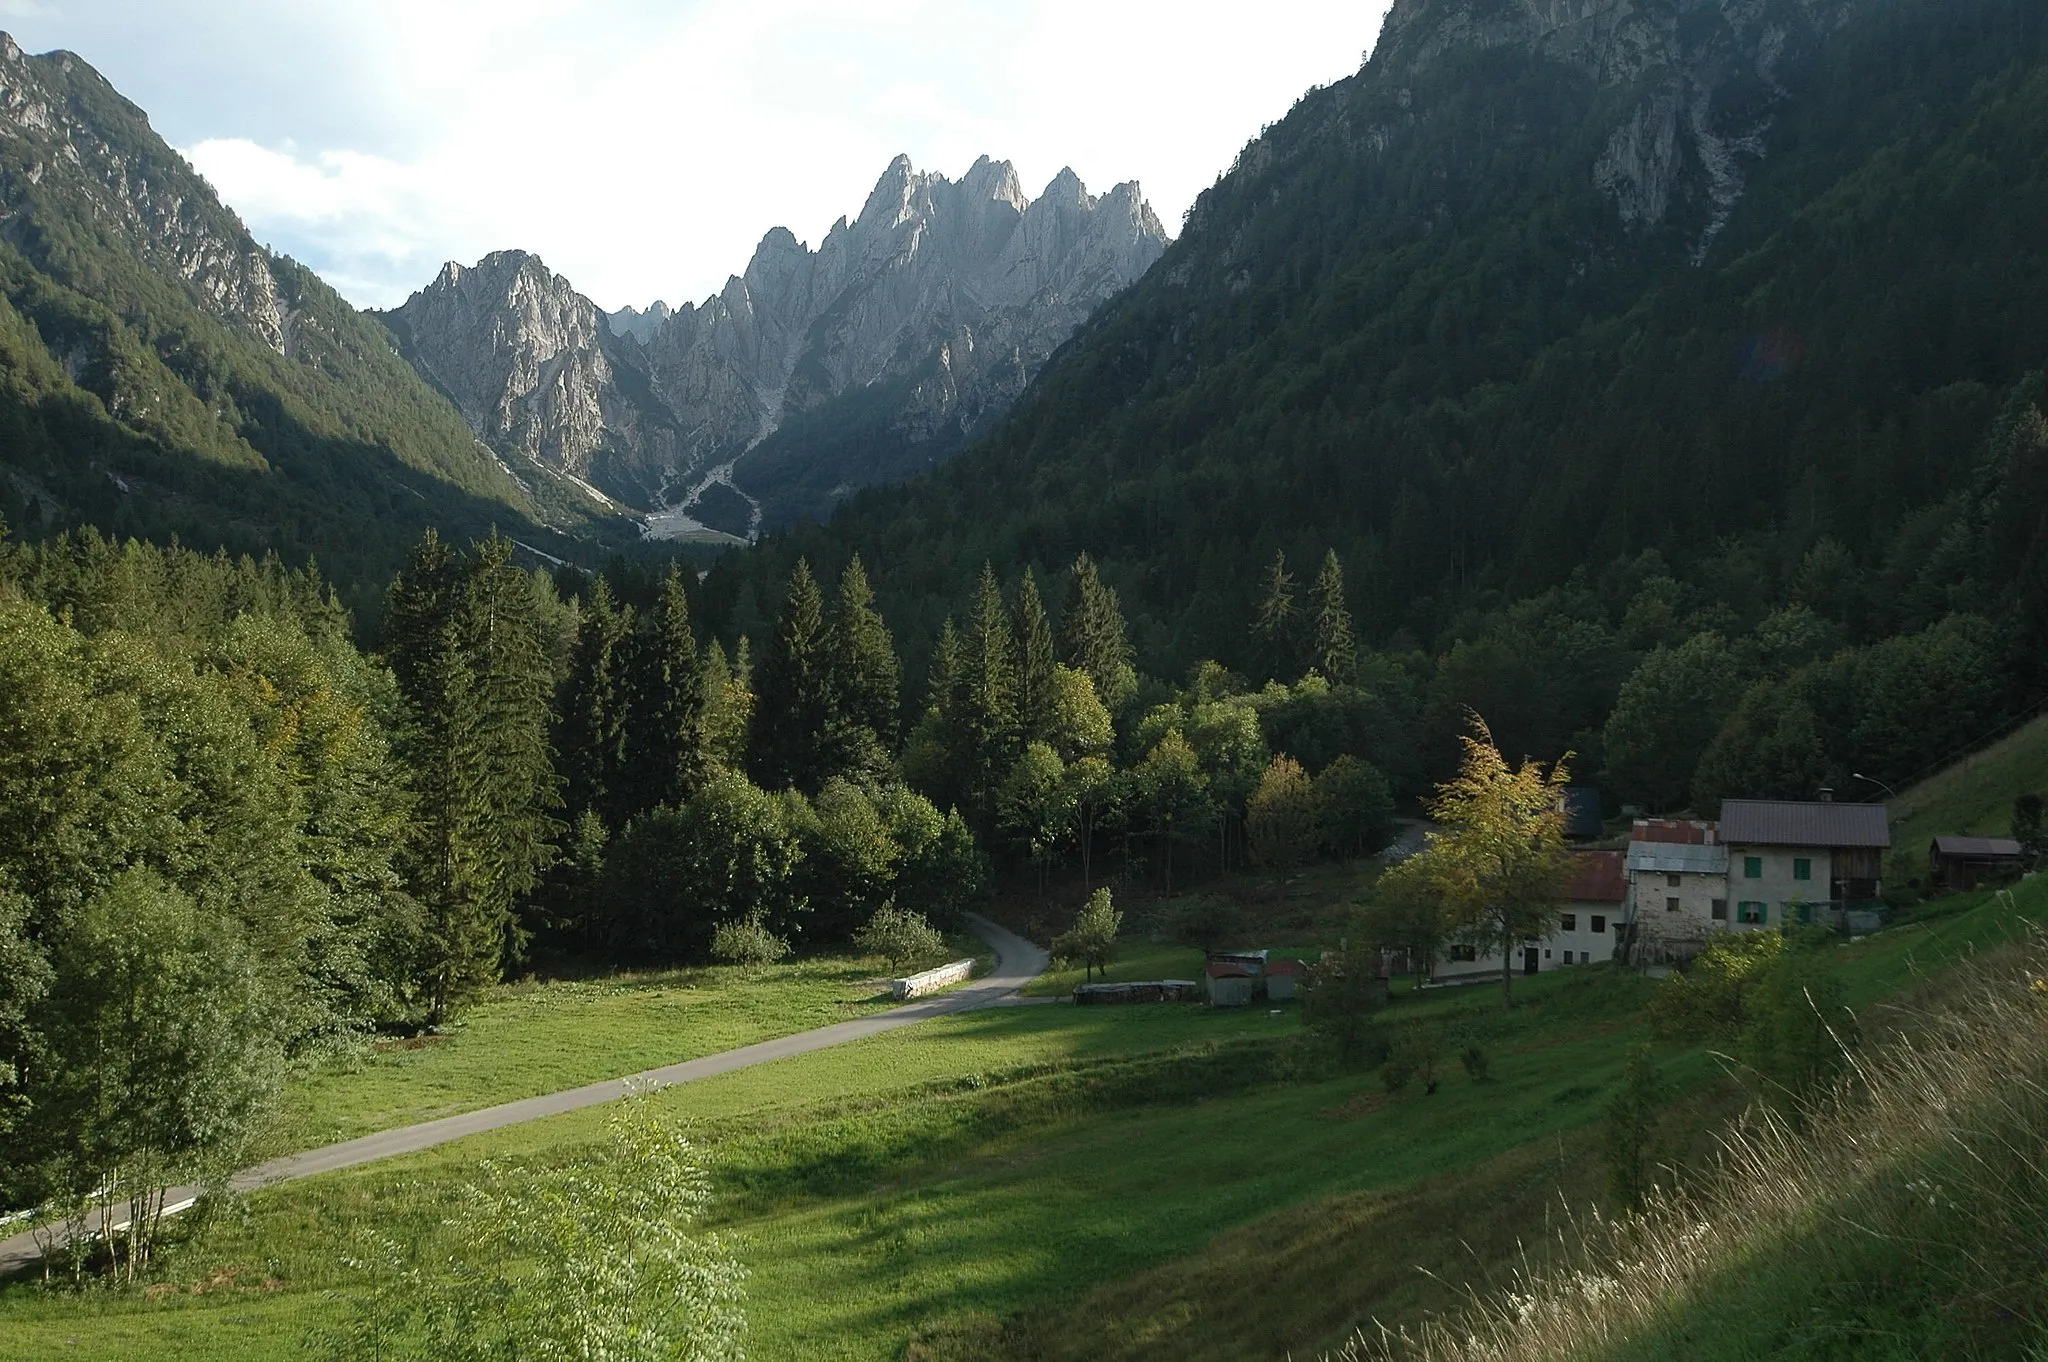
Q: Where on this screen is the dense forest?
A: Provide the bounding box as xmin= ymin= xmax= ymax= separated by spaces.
xmin=701 ymin=0 xmax=2048 ymax=807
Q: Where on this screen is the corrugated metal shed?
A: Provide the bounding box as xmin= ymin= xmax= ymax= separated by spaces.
xmin=1720 ymin=799 xmax=1891 ymax=849
xmin=1626 ymin=841 xmax=1730 ymax=875
xmin=1265 ymin=958 xmax=1305 ymax=1001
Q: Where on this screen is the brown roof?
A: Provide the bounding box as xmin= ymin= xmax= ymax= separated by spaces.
xmin=1720 ymin=800 xmax=1891 ymax=850
xmin=1205 ymin=962 xmax=1253 ymax=979
xmin=1932 ymin=835 xmax=2025 ymax=860
xmin=1563 ymin=850 xmax=1628 ymax=903
xmin=1632 ymin=819 xmax=1717 ymax=845
xmin=1265 ymin=958 xmax=1307 ymax=976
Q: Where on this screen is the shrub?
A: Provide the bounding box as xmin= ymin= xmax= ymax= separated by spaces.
xmin=708 ymin=917 xmax=791 ymax=969
xmin=1051 ymin=888 xmax=1123 ymax=981
xmin=853 ymin=904 xmax=947 ymax=973
xmin=1459 ymin=1042 xmax=1491 ymax=1082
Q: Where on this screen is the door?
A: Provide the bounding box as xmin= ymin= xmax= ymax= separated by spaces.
xmin=1522 ymin=947 xmax=1540 ymax=976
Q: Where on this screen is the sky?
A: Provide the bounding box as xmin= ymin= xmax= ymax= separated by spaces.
xmin=0 ymin=1 xmax=1393 ymax=311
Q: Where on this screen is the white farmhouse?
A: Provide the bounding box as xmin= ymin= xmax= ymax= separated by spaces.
xmin=1432 ymin=850 xmax=1628 ymax=982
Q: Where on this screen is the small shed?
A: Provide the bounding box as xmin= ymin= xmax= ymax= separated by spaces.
xmin=1264 ymin=958 xmax=1306 ymax=1001
xmin=1205 ymin=961 xmax=1257 ymax=1008
xmin=1207 ymin=949 xmax=1269 ymax=977
xmin=1562 ymin=787 xmax=1605 ymax=841
xmin=1930 ymin=836 xmax=2027 ymax=891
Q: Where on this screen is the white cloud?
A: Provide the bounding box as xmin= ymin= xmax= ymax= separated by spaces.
xmin=29 ymin=1 xmax=1396 ymax=309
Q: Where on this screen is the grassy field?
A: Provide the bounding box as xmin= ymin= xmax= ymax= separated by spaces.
xmin=258 ymin=952 xmax=924 ymax=1156
xmin=4 ymin=882 xmax=2044 ymax=1362
xmin=1887 ymin=710 xmax=2048 ymax=884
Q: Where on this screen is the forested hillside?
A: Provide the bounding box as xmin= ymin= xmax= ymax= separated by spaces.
xmin=715 ymin=0 xmax=2048 ymax=807
xmin=0 ymin=37 xmax=628 ymax=609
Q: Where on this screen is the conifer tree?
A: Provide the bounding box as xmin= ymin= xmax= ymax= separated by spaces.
xmin=627 ymin=563 xmax=707 ymax=812
xmin=558 ymin=578 xmax=632 ymax=822
xmin=1058 ymin=552 xmax=1136 ymax=710
xmin=1254 ymin=549 xmax=1302 ymax=680
xmin=822 ymin=555 xmax=899 ymax=778
xmin=1013 ymin=568 xmax=1059 ymax=744
xmin=1308 ymin=549 xmax=1359 ymax=685
xmin=958 ymin=563 xmax=1020 ymax=827
xmin=750 ymin=560 xmax=830 ymax=791
xmin=387 ymin=532 xmax=563 ymax=1023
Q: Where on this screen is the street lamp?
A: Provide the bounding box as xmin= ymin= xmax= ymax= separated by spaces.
xmin=1852 ymin=772 xmax=1899 ymax=801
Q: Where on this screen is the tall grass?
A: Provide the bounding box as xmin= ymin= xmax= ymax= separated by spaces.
xmin=1343 ymin=939 xmax=2048 ymax=1361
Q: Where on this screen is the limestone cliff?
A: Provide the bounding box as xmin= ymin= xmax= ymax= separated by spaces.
xmin=389 ymin=155 xmax=1167 ymax=534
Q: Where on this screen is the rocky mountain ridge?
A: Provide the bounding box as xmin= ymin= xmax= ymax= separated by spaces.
xmin=385 ymin=155 xmax=1168 ymax=536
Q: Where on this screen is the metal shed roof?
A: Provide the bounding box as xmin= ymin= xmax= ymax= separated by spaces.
xmin=1719 ymin=800 xmax=1891 ymax=849
xmin=1626 ymin=842 xmax=1730 ymax=875
xmin=1931 ymin=835 xmax=2025 ymax=859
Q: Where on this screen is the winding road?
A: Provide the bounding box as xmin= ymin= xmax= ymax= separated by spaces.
xmin=0 ymin=914 xmax=1049 ymax=1275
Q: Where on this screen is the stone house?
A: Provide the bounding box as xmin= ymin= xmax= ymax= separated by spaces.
xmin=1622 ymin=819 xmax=1730 ymax=965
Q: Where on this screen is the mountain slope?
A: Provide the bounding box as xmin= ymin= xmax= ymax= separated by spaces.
xmin=749 ymin=0 xmax=2048 ymax=678
xmin=0 ymin=36 xmax=621 ymax=598
xmin=385 ymin=156 xmax=1167 ymax=537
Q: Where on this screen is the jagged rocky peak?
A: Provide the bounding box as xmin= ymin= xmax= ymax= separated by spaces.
xmin=385 ymin=151 xmax=1167 ymax=536
xmin=607 ymin=299 xmax=672 ymax=344
xmin=381 ymin=248 xmax=679 ymax=499
xmin=0 ymin=30 xmax=292 ymax=351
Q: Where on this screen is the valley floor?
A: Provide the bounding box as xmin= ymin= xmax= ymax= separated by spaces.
xmin=0 ymin=883 xmax=2040 ymax=1361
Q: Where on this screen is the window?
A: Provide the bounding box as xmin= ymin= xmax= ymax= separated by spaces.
xmin=1544 ymin=948 xmax=1553 ymax=959
xmin=1592 ymin=915 xmax=1607 ymax=934
xmin=1793 ymin=858 xmax=1812 ymax=881
xmin=1665 ymin=896 xmax=1681 ymax=913
xmin=1449 ymin=944 xmax=1477 ymax=962
xmin=1796 ymin=901 xmax=1815 ymax=925
xmin=1559 ymin=913 xmax=1577 ymax=931
xmin=1738 ymin=901 xmax=1769 ymax=925
xmin=1712 ymin=898 xmax=1728 ymax=920
xmin=1666 ymin=872 xmax=1682 ymax=888
xmin=1580 ymin=951 xmax=1591 ymax=964
xmin=1744 ymin=856 xmax=1763 ymax=879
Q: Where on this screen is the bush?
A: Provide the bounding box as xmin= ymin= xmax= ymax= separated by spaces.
xmin=708 ymin=917 xmax=791 ymax=969
xmin=1459 ymin=1042 xmax=1491 ymax=1082
xmin=1051 ymin=888 xmax=1123 ymax=981
xmin=1305 ymin=946 xmax=1385 ymax=1067
xmin=853 ymin=904 xmax=947 ymax=973
xmin=1383 ymin=1028 xmax=1445 ymax=1095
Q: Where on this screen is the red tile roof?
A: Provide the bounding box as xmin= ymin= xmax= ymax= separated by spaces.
xmin=1563 ymin=850 xmax=1628 ymax=903
xmin=1631 ymin=819 xmax=1718 ymax=845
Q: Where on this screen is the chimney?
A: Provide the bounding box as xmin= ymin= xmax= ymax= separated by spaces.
xmin=1818 ymin=786 xmax=1834 ymax=803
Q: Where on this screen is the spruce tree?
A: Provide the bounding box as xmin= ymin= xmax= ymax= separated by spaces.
xmin=750 ymin=559 xmax=829 ymax=791
xmin=558 ymin=578 xmax=632 ymax=822
xmin=822 ymin=555 xmax=900 ymax=778
xmin=388 ymin=532 xmax=563 ymax=1023
xmin=627 ymin=563 xmax=707 ymax=812
xmin=1308 ymin=549 xmax=1359 ymax=685
xmin=1013 ymin=568 xmax=1058 ymax=744
xmin=1058 ymin=552 xmax=1136 ymax=710
xmin=1254 ymin=549 xmax=1302 ymax=680
xmin=959 ymin=563 xmax=1020 ymax=828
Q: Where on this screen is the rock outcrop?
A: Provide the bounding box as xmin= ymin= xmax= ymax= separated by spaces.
xmin=388 ymin=155 xmax=1167 ymax=532
xmin=1376 ymin=0 xmax=1864 ymax=256
xmin=0 ymin=34 xmax=294 ymax=352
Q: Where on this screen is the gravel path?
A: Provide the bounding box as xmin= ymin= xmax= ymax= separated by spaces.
xmin=0 ymin=913 xmax=1048 ymax=1275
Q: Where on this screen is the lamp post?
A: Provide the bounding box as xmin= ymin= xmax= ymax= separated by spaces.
xmin=1852 ymin=772 xmax=1899 ymax=802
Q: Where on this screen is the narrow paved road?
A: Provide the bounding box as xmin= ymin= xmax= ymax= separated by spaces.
xmin=0 ymin=913 xmax=1048 ymax=1275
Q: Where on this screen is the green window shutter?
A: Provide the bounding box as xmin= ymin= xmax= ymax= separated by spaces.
xmin=1745 ymin=856 xmax=1762 ymax=879
xmin=1793 ymin=858 xmax=1811 ymax=881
